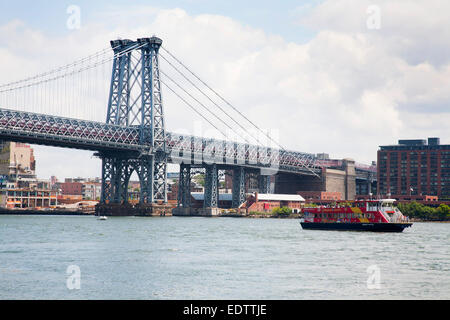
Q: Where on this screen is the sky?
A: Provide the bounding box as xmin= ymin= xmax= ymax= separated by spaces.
xmin=0 ymin=0 xmax=449 ymax=181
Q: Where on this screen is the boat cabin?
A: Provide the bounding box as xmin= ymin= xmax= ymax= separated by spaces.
xmin=302 ymin=199 xmax=409 ymax=224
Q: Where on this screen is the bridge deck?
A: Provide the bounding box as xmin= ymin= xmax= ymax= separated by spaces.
xmin=0 ymin=107 xmax=376 ymax=178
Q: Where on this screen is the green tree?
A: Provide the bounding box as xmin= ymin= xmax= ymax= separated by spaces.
xmin=436 ymin=204 xmax=450 ymax=220
xmin=396 ymin=201 xmax=450 ymax=221
xmin=272 ymin=206 xmax=292 ymax=217
xmin=193 ymin=174 xmax=205 ymax=187
xmin=422 ymin=205 xmax=436 ymax=220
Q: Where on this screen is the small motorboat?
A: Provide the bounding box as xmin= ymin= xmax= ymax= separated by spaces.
xmin=97 ymin=216 xmax=108 ymax=220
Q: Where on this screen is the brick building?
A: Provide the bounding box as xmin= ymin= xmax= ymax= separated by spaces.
xmin=60 ymin=182 xmax=83 ymax=196
xmin=245 ymin=193 xmax=305 ymax=213
xmin=378 ymin=137 xmax=450 ymax=199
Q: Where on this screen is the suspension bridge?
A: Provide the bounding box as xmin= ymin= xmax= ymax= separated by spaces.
xmin=0 ymin=36 xmax=375 ymax=215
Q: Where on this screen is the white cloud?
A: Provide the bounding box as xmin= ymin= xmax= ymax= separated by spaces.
xmin=0 ymin=2 xmax=449 ymax=180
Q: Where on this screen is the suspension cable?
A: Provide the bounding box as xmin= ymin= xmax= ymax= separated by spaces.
xmin=160 ymin=46 xmax=286 ymax=150
xmin=161 ymin=46 xmax=319 ymax=175
xmin=160 ymin=79 xmax=229 ymax=140
xmin=0 ymin=46 xmax=115 ymax=89
xmin=160 ymin=53 xmax=266 ymax=147
xmin=0 ymin=43 xmax=144 ymax=94
xmin=160 ymin=69 xmax=252 ymax=145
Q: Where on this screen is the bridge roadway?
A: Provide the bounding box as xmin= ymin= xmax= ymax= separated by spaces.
xmin=0 ymin=108 xmax=322 ymax=176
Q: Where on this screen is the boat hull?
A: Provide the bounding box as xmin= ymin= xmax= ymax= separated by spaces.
xmin=300 ymin=222 xmax=412 ymax=232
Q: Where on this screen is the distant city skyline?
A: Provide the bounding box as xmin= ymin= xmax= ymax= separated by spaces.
xmin=0 ymin=0 xmax=449 ymax=180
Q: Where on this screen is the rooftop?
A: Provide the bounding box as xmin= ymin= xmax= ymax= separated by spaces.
xmin=256 ymin=193 xmax=305 ymax=202
xmin=380 ymin=137 xmax=450 ymax=150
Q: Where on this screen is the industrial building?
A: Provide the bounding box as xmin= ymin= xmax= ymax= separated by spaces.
xmin=275 ymin=157 xmax=377 ymax=201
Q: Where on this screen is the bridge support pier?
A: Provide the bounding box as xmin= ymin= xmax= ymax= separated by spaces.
xmin=232 ymin=167 xmax=246 ymax=208
xmin=204 ymin=164 xmax=218 ymax=208
xmin=178 ymin=163 xmax=191 ymax=208
xmin=100 ymin=153 xmax=165 ymax=205
xmin=258 ymin=175 xmax=271 ymax=194
xmin=101 ymin=156 xmax=132 ymax=204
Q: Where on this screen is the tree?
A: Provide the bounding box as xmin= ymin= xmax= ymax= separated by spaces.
xmin=272 ymin=206 xmax=292 ymax=217
xmin=397 ymin=201 xmax=450 ymax=221
xmin=436 ymin=204 xmax=450 ymax=220
xmin=193 ymin=174 xmax=205 ymax=187
xmin=422 ymin=205 xmax=437 ymax=220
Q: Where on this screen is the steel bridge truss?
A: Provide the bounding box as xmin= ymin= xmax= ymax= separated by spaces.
xmin=166 ymin=132 xmax=321 ymax=176
xmin=0 ymin=108 xmax=141 ymax=152
xmin=0 ymin=108 xmax=320 ymax=173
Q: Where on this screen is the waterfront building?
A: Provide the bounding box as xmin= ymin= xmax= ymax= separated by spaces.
xmin=297 ymin=191 xmax=342 ymax=201
xmin=0 ymin=142 xmax=36 ymax=186
xmin=82 ymin=181 xmax=101 ymax=200
xmin=0 ymin=142 xmax=58 ymax=208
xmin=377 ymin=137 xmax=450 ymax=199
xmin=59 ymin=180 xmax=102 ymax=201
xmin=245 ymin=193 xmax=305 ymax=213
xmin=60 ymin=182 xmax=83 ymax=196
xmin=5 ymin=188 xmax=58 ymax=209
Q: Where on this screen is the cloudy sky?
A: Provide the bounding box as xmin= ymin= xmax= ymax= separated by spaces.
xmin=0 ymin=0 xmax=449 ymax=181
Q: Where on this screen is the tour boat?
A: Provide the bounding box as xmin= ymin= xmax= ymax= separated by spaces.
xmin=300 ymin=199 xmax=412 ymax=232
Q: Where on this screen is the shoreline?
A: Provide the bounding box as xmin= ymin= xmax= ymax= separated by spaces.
xmin=0 ymin=209 xmax=92 ymax=216
xmin=0 ymin=210 xmax=448 ymax=223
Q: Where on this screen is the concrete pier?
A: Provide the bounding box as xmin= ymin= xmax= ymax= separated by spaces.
xmin=172 ymin=206 xmax=220 ymax=217
xmin=95 ymin=203 xmax=172 ymax=216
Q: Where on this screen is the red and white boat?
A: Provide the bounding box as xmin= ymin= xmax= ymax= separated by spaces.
xmin=300 ymin=199 xmax=412 ymax=232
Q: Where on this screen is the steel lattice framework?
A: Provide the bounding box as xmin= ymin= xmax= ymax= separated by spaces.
xmin=0 ymin=108 xmax=322 ymax=173
xmin=166 ymin=132 xmax=320 ymax=175
xmin=101 ymin=37 xmax=168 ymax=203
xmin=0 ymin=108 xmax=141 ymax=152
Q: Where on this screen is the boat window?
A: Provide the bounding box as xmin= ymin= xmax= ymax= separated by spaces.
xmin=382 ymin=202 xmax=395 ymax=211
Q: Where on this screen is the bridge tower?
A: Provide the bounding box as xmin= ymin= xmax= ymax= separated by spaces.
xmin=100 ymin=37 xmax=167 ymax=205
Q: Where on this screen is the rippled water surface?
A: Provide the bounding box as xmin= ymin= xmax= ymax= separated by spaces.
xmin=0 ymin=215 xmax=449 ymax=299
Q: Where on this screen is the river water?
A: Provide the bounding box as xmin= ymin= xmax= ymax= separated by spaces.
xmin=0 ymin=215 xmax=448 ymax=300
